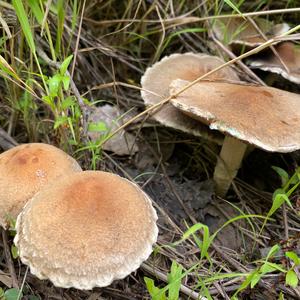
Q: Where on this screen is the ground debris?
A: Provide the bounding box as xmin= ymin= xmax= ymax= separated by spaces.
xmin=88 ymin=105 xmax=139 ymax=156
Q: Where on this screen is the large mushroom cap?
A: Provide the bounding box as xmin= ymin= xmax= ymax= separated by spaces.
xmin=141 ymin=53 xmax=239 ymax=143
xmin=170 ymin=79 xmax=300 ymax=152
xmin=247 ymin=42 xmax=300 ymax=84
xmin=15 ymin=171 xmax=158 ymax=290
xmin=0 ymin=143 xmax=82 ymax=228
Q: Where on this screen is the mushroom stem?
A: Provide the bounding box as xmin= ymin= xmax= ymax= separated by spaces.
xmin=213 ymin=136 xmax=247 ymax=197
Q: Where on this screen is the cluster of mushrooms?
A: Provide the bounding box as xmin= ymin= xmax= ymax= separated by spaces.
xmin=0 ymin=143 xmax=158 ymax=289
xmin=2 ymin=16 xmax=300 ymax=292
xmin=141 ymin=18 xmax=300 ymax=197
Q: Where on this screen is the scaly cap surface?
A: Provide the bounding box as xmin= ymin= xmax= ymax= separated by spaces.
xmin=141 ymin=53 xmax=239 ymax=143
xmin=15 ymin=171 xmax=158 ymax=289
xmin=170 ymin=79 xmax=300 ymax=152
xmin=0 ymin=143 xmax=82 ymax=228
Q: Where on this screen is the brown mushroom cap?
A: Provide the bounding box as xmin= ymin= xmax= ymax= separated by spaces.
xmin=212 ymin=17 xmax=289 ymax=49
xmin=14 ymin=171 xmax=158 ymax=289
xmin=247 ymin=42 xmax=300 ymax=84
xmin=170 ymin=79 xmax=300 ymax=152
xmin=141 ymin=53 xmax=239 ymax=143
xmin=0 ymin=143 xmax=82 ymax=228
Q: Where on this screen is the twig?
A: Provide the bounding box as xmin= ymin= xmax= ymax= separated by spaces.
xmin=0 ymin=1 xmax=13 ymax=9
xmin=1 ymin=229 xmax=19 ymax=289
xmin=246 ymin=17 xmax=290 ymax=74
xmin=40 ymin=0 xmax=52 ymax=36
xmin=211 ymin=35 xmax=266 ymax=86
xmin=103 ymin=152 xmax=134 ymax=181
xmin=0 ymin=128 xmax=18 ymax=150
xmin=278 ymin=284 xmax=300 ymax=299
xmin=151 ymin=6 xmax=166 ymax=64
xmin=211 ymin=284 xmax=242 ymax=295
xmin=17 ymin=267 xmax=28 ymax=300
xmin=212 ymin=281 xmax=231 ymax=300
xmin=0 ymin=11 xmax=12 ymax=38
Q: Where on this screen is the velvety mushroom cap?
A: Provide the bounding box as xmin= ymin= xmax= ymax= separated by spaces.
xmin=141 ymin=53 xmax=239 ymax=143
xmin=15 ymin=171 xmax=158 ymax=290
xmin=247 ymin=42 xmax=300 ymax=84
xmin=0 ymin=143 xmax=81 ymax=228
xmin=212 ymin=17 xmax=289 ymax=49
xmin=170 ymin=79 xmax=300 ymax=152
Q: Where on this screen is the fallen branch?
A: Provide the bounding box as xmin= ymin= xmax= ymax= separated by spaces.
xmin=0 ymin=128 xmax=18 ymax=150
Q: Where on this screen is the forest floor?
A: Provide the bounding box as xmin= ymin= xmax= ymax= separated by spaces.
xmin=0 ymin=1 xmax=300 ymax=299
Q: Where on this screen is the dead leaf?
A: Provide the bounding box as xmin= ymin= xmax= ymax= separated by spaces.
xmin=88 ymin=105 xmax=139 ymax=156
xmin=0 ymin=270 xmax=12 ymax=288
xmin=201 ymin=201 xmax=246 ymax=251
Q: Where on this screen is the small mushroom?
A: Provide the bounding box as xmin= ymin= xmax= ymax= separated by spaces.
xmin=212 ymin=17 xmax=289 ymax=53
xmin=247 ymin=42 xmax=300 ymax=84
xmin=14 ymin=171 xmax=158 ymax=289
xmin=141 ymin=52 xmax=239 ymax=144
xmin=170 ymin=79 xmax=300 ymax=196
xmin=0 ymin=143 xmax=82 ymax=228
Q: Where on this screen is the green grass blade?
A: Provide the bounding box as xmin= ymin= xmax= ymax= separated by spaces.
xmin=12 ymin=0 xmax=36 ymax=53
xmin=28 ymin=0 xmax=43 ymax=24
xmin=55 ymin=0 xmax=65 ymax=56
xmin=224 ymin=0 xmax=244 ymax=16
xmin=71 ymin=0 xmax=79 ymax=31
xmin=28 ymin=0 xmax=56 ymax=61
xmin=167 ymin=261 xmax=183 ymax=300
xmin=60 ymin=54 xmax=73 ymax=75
xmin=13 ymin=1 xmax=49 ymax=92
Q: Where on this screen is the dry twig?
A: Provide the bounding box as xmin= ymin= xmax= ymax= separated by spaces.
xmin=1 ymin=230 xmax=19 ymax=289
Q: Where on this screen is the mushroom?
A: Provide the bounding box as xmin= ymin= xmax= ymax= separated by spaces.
xmin=212 ymin=17 xmax=289 ymax=53
xmin=0 ymin=143 xmax=82 ymax=228
xmin=247 ymin=42 xmax=300 ymax=84
xmin=170 ymin=79 xmax=300 ymax=196
xmin=14 ymin=171 xmax=158 ymax=289
xmin=141 ymin=52 xmax=240 ymax=144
